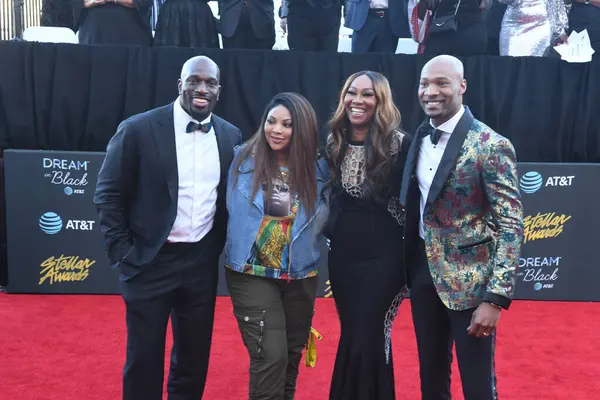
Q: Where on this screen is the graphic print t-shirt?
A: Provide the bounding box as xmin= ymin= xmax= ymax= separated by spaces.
xmin=243 ymin=167 xmax=302 ymax=279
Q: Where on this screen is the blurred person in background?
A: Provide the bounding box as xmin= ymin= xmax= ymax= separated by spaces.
xmin=569 ymin=0 xmax=600 ymax=54
xmin=42 ymin=0 xmax=75 ymax=29
xmin=484 ymin=0 xmax=506 ymax=55
xmin=152 ymin=0 xmax=220 ymax=48
xmin=408 ymin=0 xmax=489 ymax=56
xmin=279 ymin=0 xmax=345 ymax=51
xmin=498 ymin=0 xmax=571 ymax=57
xmin=71 ymin=0 xmax=153 ymax=45
xmin=345 ymin=0 xmax=410 ymax=53
xmin=219 ymin=0 xmax=276 ymax=49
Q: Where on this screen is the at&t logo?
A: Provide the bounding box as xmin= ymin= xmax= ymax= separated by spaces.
xmin=39 ymin=212 xmax=63 ymax=234
xmin=38 ymin=212 xmax=95 ymax=234
xmin=520 ymin=171 xmax=575 ymax=194
xmin=520 ymin=171 xmax=543 ymax=194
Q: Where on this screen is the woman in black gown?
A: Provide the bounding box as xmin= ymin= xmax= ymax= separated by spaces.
xmin=153 ymin=0 xmax=219 ymax=48
xmin=325 ymin=71 xmax=411 ymax=400
xmin=72 ymin=0 xmax=152 ymax=46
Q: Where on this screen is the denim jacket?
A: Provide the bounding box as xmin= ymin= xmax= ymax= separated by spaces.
xmin=225 ymin=148 xmax=330 ymax=279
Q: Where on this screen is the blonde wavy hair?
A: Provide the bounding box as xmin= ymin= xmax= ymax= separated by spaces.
xmin=325 ymin=71 xmax=402 ymax=203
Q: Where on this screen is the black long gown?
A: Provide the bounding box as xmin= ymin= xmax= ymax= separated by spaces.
xmin=75 ymin=3 xmax=153 ymax=46
xmin=153 ymin=0 xmax=219 ymax=48
xmin=328 ymin=132 xmax=411 ymax=400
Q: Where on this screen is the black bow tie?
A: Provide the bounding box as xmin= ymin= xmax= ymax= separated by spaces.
xmin=186 ymin=121 xmax=212 ymax=133
xmin=429 ymin=127 xmax=443 ymax=145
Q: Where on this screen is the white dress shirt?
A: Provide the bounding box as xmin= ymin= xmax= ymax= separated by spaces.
xmin=416 ymin=106 xmax=465 ymax=239
xmin=167 ymin=98 xmax=221 ymax=243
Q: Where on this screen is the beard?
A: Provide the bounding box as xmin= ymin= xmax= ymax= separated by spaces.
xmin=180 ymin=95 xmax=212 ymax=121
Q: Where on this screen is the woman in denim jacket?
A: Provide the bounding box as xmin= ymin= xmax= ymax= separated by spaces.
xmin=224 ymin=92 xmax=330 ymax=400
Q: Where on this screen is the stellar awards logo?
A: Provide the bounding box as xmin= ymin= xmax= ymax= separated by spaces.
xmin=39 ymin=255 xmax=97 ymax=286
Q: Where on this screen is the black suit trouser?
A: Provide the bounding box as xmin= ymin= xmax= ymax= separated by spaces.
xmin=351 ymin=11 xmax=399 ymax=53
xmin=287 ymin=14 xmax=340 ymax=52
xmin=222 ymin=6 xmax=275 ymax=50
xmin=409 ymin=238 xmax=498 ymax=400
xmin=119 ymin=233 xmax=219 ymax=400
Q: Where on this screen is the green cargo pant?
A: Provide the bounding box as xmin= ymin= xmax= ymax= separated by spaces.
xmin=225 ymin=268 xmax=318 ymax=400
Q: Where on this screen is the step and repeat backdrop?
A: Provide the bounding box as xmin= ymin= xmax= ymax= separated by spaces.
xmin=4 ymin=150 xmax=115 ymax=294
xmin=513 ymin=163 xmax=598 ymax=301
xmin=3 ymin=150 xmax=599 ymax=301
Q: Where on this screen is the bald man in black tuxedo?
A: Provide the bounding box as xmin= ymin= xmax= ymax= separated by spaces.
xmin=95 ymin=56 xmax=242 ymax=400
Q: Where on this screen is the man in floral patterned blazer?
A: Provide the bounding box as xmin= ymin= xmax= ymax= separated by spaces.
xmin=400 ymin=54 xmax=524 ymax=400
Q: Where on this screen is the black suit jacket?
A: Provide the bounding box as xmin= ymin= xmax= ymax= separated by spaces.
xmin=219 ymin=0 xmax=275 ymax=39
xmin=94 ymin=103 xmax=242 ymax=280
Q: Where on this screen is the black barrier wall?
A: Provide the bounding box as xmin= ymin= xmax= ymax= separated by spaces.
xmin=1 ymin=42 xmax=600 ymax=164
xmin=4 ymin=150 xmax=600 ymax=301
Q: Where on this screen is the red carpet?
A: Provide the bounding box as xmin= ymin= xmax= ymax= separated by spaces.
xmin=0 ymin=294 xmax=598 ymax=399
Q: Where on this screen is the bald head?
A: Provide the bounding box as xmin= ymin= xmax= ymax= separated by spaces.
xmin=421 ymin=55 xmax=464 ymax=81
xmin=178 ymin=56 xmax=221 ymax=121
xmin=418 ymin=55 xmax=467 ymax=126
xmin=180 ymin=56 xmax=220 ymax=81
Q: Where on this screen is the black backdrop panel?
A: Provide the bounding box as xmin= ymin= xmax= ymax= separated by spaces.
xmin=0 ymin=41 xmax=599 ymax=163
xmin=4 ymin=149 xmax=599 ymax=300
xmin=514 ymin=163 xmax=600 ymax=301
xmin=4 ymin=150 xmax=118 ymax=293
xmin=0 ymin=159 xmax=6 ymax=288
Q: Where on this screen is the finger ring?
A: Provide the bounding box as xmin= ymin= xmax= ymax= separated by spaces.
xmin=483 ymin=332 xmax=490 ymax=336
